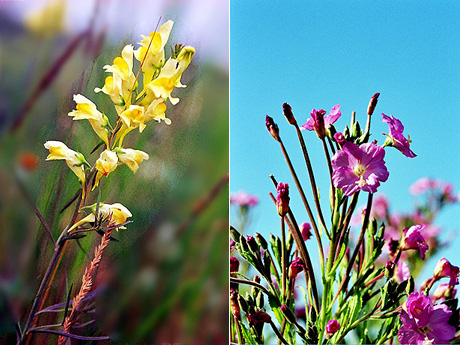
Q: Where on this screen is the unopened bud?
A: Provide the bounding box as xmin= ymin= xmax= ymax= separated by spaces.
xmin=289 ymin=257 xmax=305 ymax=280
xmin=283 ymin=102 xmax=297 ymax=125
xmin=385 ymin=260 xmax=395 ymax=279
xmin=246 ymin=235 xmax=259 ymax=253
xmin=230 ymin=227 xmax=242 ymax=243
xmin=256 ymin=290 xmax=264 ymax=308
xmin=367 ymin=93 xmax=380 ymax=116
xmin=255 ymin=232 xmax=268 ymax=250
xmin=230 ymin=292 xmax=240 ymax=317
xmin=237 ymin=294 xmax=249 ymax=313
xmin=276 ymin=182 xmax=290 ymax=216
xmin=230 ymin=256 xmax=240 ymax=273
xmin=351 ymin=121 xmax=361 ymax=138
xmin=280 ymin=304 xmax=296 ymax=323
xmin=325 ymin=319 xmax=340 ymax=336
xmin=266 ymin=115 xmax=280 ymax=141
xmin=333 ymin=132 xmax=346 ymax=146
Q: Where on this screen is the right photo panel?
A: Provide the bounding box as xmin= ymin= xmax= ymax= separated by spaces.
xmin=230 ymin=2 xmax=460 ymax=344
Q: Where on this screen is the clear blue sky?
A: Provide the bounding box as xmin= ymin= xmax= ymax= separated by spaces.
xmin=230 ymin=1 xmax=460 ymax=281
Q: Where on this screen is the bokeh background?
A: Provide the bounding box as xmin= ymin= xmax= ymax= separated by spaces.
xmin=0 ymin=0 xmax=228 ymax=343
xmin=230 ymin=1 xmax=459 ymax=287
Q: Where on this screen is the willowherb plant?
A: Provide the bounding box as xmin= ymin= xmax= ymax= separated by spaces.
xmin=230 ymin=94 xmax=460 ymax=344
xmin=18 ymin=20 xmax=194 ymax=344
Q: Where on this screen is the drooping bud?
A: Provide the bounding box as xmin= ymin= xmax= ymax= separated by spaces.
xmin=433 ymin=258 xmax=459 ymax=286
xmin=276 ymin=182 xmax=290 ymax=216
xmin=280 ymin=305 xmax=296 ymax=323
xmin=325 ymin=319 xmax=340 ymax=336
xmin=289 ymin=257 xmax=305 ymax=280
xmin=300 ymin=222 xmax=312 ymax=241
xmin=266 ymin=115 xmax=280 ymax=141
xmin=367 ymin=93 xmax=380 ymax=116
xmin=230 ymin=256 xmax=240 ymax=273
xmin=401 ymin=225 xmax=429 ymax=260
xmin=282 ymin=102 xmax=297 ymax=125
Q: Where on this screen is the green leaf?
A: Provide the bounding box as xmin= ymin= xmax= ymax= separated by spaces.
xmin=239 ymin=322 xmax=258 ymax=344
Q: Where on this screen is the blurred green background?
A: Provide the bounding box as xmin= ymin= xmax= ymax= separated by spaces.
xmin=0 ymin=0 xmax=228 ymax=343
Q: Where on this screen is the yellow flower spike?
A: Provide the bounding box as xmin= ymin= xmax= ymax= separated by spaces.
xmin=68 ymin=94 xmax=110 ymax=147
xmin=99 ymin=203 xmax=132 ymax=229
xmin=67 ymin=202 xmax=132 ymax=232
xmin=119 ymin=105 xmax=147 ymax=132
xmin=94 ymin=150 xmax=119 ymax=188
xmin=116 ymin=148 xmax=149 ymax=173
xmin=135 ymin=20 xmax=174 ymax=85
xmin=95 ymin=75 xmax=123 ymax=107
xmin=144 ymin=100 xmax=170 ymax=125
xmin=44 ymin=141 xmax=87 ymax=183
xmin=146 ymin=46 xmax=195 ymax=105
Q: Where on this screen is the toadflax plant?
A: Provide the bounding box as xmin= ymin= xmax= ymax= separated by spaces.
xmin=230 ymin=94 xmax=460 ymax=344
xmin=17 ymin=20 xmax=194 ymax=344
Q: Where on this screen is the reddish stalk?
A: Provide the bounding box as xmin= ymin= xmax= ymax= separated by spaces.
xmin=59 ymin=228 xmax=113 ymax=344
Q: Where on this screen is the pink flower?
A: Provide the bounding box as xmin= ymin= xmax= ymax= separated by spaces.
xmin=401 ymin=224 xmax=429 ymax=260
xmin=300 ymin=222 xmax=312 ymax=241
xmin=230 ymin=190 xmax=259 ymax=207
xmin=331 ymin=142 xmax=389 ymax=196
xmin=276 ymin=182 xmax=290 ymax=216
xmin=325 ymin=319 xmax=340 ymax=335
xmin=333 ymin=132 xmax=346 ymax=146
xmin=246 ymin=310 xmax=271 ymax=327
xmin=382 ymin=113 xmax=416 ymax=158
xmin=409 ymin=177 xmax=438 ymax=195
xmin=399 ymin=292 xmax=455 ymax=344
xmin=301 ymin=105 xmax=341 ymax=139
xmin=396 ymin=261 xmax=411 ymax=283
xmin=288 ymin=257 xmax=305 ymax=279
xmin=433 ymin=258 xmax=459 ymax=286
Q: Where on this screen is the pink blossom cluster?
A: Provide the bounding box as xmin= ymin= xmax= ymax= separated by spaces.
xmin=230 ymin=190 xmax=259 ymax=207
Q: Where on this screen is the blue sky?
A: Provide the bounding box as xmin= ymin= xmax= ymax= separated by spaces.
xmin=230 ymin=2 xmax=460 ymax=280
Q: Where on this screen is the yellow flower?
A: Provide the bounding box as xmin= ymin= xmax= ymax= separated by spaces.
xmin=134 ymin=20 xmax=174 ymax=86
xmin=68 ymin=94 xmax=110 ymax=146
xmin=146 ymin=46 xmax=195 ymax=105
xmin=119 ymin=105 xmax=147 ymax=132
xmin=95 ymin=75 xmax=123 ymax=108
xmin=145 ymin=99 xmax=169 ymax=125
xmin=24 ymin=0 xmax=66 ymax=37
xmin=68 ymin=202 xmax=132 ymax=232
xmin=102 ymin=45 xmax=137 ymax=110
xmin=44 ymin=141 xmax=87 ymax=182
xmin=94 ymin=150 xmax=118 ymax=187
xmin=117 ymin=148 xmax=149 ymax=173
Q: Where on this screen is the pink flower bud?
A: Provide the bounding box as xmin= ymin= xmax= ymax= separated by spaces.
xmin=283 ymin=102 xmax=297 ymax=125
xmin=230 ymin=291 xmax=240 ymax=317
xmin=301 ymin=222 xmax=312 ymax=241
xmin=276 ymin=182 xmax=290 ymax=216
xmin=230 ymin=256 xmax=239 ymax=273
xmin=433 ymin=258 xmax=459 ymax=286
xmin=289 ymin=257 xmax=305 ymax=279
xmin=333 ymin=132 xmax=346 ymax=146
xmin=326 ymin=319 xmax=340 ymax=335
xmin=367 ymin=92 xmax=380 ymax=115
xmin=266 ymin=115 xmax=280 ymax=141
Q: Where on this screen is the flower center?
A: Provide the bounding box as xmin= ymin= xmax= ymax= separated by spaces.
xmin=353 ymin=163 xmax=366 ymax=177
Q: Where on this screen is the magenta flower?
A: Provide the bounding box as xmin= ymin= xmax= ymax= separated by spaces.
xmin=246 ymin=310 xmax=271 ymax=327
xmin=301 ymin=105 xmax=341 ymax=139
xmin=398 ymin=292 xmax=455 ymax=344
xmin=396 ymin=261 xmax=411 ymax=283
xmin=288 ymin=257 xmax=305 ymax=279
xmin=300 ymin=222 xmax=312 ymax=241
xmin=433 ymin=258 xmax=459 ymax=286
xmin=266 ymin=115 xmax=280 ymax=141
xmin=333 ymin=132 xmax=346 ymax=146
xmin=331 ymin=142 xmax=389 ymax=196
xmin=401 ymin=224 xmax=429 ymax=260
xmin=276 ymin=182 xmax=290 ymax=216
xmin=325 ymin=319 xmax=340 ymax=335
xmin=382 ymin=113 xmax=416 ymax=158
xmin=283 ymin=102 xmax=296 ymax=125
xmin=230 ymin=190 xmax=259 ymax=207
xmin=230 ymin=256 xmax=239 ymax=273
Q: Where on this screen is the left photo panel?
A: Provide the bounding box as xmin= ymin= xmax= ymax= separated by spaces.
xmin=0 ymin=0 xmax=229 ymax=344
